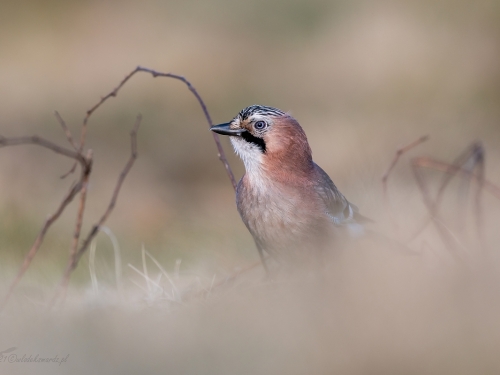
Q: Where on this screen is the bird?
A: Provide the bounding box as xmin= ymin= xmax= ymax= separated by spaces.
xmin=211 ymin=105 xmax=369 ymax=270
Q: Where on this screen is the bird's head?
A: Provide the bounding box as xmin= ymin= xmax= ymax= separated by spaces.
xmin=211 ymin=105 xmax=312 ymax=175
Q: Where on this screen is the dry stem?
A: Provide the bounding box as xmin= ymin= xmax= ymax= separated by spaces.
xmin=382 ymin=139 xmax=498 ymax=262
xmin=2 ymin=66 xmax=235 ymax=309
xmin=0 ymin=136 xmax=91 ymax=309
xmin=71 ymin=66 xmax=236 ymax=189
xmin=49 ymin=115 xmax=142 ymax=308
xmin=381 ymin=135 xmax=429 ymax=236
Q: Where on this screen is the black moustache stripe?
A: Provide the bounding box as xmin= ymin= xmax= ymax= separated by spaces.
xmin=241 ymin=131 xmax=266 ymax=153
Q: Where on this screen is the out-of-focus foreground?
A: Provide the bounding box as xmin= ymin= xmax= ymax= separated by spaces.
xmin=1 ymin=0 xmax=500 ymax=374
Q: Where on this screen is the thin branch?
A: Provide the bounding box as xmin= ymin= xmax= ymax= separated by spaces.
xmin=407 ymin=147 xmax=492 ymax=253
xmin=2 ymin=67 xmax=237 ymax=309
xmin=432 ymin=142 xmax=485 ymax=216
xmin=411 ymin=160 xmax=464 ymax=261
xmin=0 ymin=135 xmax=85 ymax=163
xmin=409 ymin=142 xmax=491 ymax=260
xmin=382 ymin=135 xmax=430 ymax=185
xmin=90 ymin=115 xmax=141 ymax=227
xmin=136 ymin=66 xmax=237 ymax=190
xmin=381 ymin=135 xmax=429 ymax=236
xmin=78 ymin=68 xmax=140 ymax=151
xmin=54 ymin=111 xmax=78 ymax=151
xmin=49 ymin=115 xmax=142 ymax=308
xmin=74 ymin=66 xmax=237 ymax=189
xmin=412 ymin=157 xmax=500 ymax=200
xmin=471 ymin=144 xmax=486 ymax=252
xmin=0 ymin=170 xmax=86 ymax=310
xmin=430 ymin=142 xmax=486 ymax=250
xmin=0 ymin=130 xmax=93 ymax=307
xmin=69 ymin=149 xmax=93 ymax=266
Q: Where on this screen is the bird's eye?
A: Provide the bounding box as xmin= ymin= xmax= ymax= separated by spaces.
xmin=254 ymin=121 xmax=267 ymax=130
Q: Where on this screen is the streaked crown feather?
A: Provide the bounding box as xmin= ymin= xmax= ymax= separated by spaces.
xmin=237 ymin=105 xmax=286 ymax=121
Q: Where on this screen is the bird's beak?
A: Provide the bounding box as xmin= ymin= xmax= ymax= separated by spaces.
xmin=210 ymin=122 xmax=244 ymax=136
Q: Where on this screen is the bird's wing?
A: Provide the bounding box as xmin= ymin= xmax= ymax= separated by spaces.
xmin=312 ymin=163 xmax=368 ymax=226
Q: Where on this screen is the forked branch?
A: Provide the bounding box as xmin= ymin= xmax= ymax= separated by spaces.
xmin=381 ymin=135 xmax=429 ymax=235
xmin=0 ymin=135 xmax=91 ymax=309
xmin=49 ymin=115 xmax=142 ymax=308
xmin=2 ymin=66 xmax=234 ymax=309
xmin=383 ymin=139 xmax=499 ymax=261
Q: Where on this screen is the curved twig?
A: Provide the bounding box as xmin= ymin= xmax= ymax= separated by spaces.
xmin=72 ymin=66 xmax=237 ymax=189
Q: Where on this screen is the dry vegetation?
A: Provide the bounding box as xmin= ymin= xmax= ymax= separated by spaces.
xmin=1 ymin=0 xmax=500 ymax=374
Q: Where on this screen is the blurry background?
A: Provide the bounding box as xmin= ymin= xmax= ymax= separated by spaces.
xmin=0 ymin=0 xmax=500 ymax=373
xmin=1 ymin=0 xmax=499 ymax=280
xmin=0 ymin=0 xmax=500 ymax=278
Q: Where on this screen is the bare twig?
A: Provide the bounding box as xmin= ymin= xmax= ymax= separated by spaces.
xmin=408 ymin=147 xmax=494 ymax=252
xmin=471 ymin=144 xmax=486 ymax=252
xmin=381 ymin=135 xmax=429 ymax=236
xmin=72 ymin=66 xmax=237 ymax=189
xmin=49 ymin=115 xmax=142 ymax=308
xmin=0 ymin=135 xmax=86 ymax=162
xmin=136 ymin=67 xmax=237 ymax=190
xmin=0 ymin=183 xmax=80 ymax=310
xmin=54 ymin=111 xmax=78 ymax=151
xmin=432 ymin=142 xmax=485 ymax=217
xmin=68 ymin=149 xmax=93 ymax=271
xmin=0 ymin=135 xmax=90 ymax=310
xmin=412 ymin=156 xmax=500 ymax=200
xmin=2 ymin=66 xmax=238 ymax=309
xmin=411 ymin=161 xmax=464 ymax=261
xmin=409 ymin=142 xmax=491 ymax=260
xmin=382 ymin=136 xmax=430 ymax=185
xmin=431 ymin=142 xmax=486 ymax=250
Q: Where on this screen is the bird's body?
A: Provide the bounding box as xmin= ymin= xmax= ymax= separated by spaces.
xmin=237 ymin=163 xmax=333 ymax=257
xmin=211 ymin=105 xmax=366 ymax=267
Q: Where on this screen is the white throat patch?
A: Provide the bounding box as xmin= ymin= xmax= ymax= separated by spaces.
xmin=230 ymin=136 xmax=264 ymax=175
